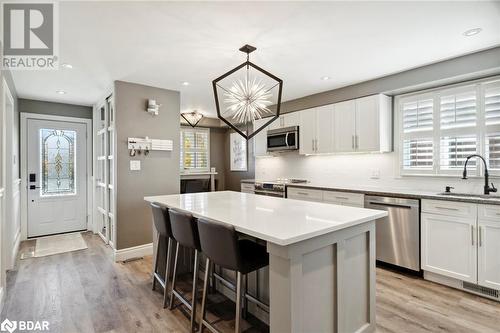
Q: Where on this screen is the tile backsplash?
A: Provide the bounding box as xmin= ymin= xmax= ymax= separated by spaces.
xmin=255 ymin=152 xmax=491 ymax=194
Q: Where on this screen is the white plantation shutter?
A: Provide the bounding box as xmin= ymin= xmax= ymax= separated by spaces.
xmin=180 ymin=128 xmax=210 ymax=172
xmin=484 ymin=84 xmax=500 ymax=126
xmin=440 ymin=90 xmax=477 ymax=129
xmin=402 ymin=139 xmax=433 ymax=170
xmin=399 ymin=78 xmax=500 ymax=176
xmin=440 ymin=136 xmax=477 ymax=170
xmin=486 ymin=134 xmax=500 ymax=171
xmin=402 ymin=99 xmax=433 ymax=133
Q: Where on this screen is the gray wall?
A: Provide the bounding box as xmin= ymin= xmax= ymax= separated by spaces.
xmin=224 ymin=129 xmax=255 ymax=191
xmin=279 ymin=46 xmax=500 ymax=113
xmin=19 ymin=98 xmax=92 ymax=119
xmin=209 ymin=127 xmax=227 ymax=191
xmin=115 ymin=80 xmax=180 ymax=250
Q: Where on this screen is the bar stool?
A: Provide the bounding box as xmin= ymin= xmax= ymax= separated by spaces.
xmin=168 ymin=209 xmax=202 ymax=333
xmin=197 ymin=218 xmax=269 ymax=333
xmin=150 ymin=202 xmax=174 ymax=308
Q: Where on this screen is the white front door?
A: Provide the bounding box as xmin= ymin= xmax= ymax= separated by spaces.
xmin=27 ymin=119 xmax=87 ymax=237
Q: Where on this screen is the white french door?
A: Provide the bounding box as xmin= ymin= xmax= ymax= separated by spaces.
xmin=27 ymin=119 xmax=87 ymax=237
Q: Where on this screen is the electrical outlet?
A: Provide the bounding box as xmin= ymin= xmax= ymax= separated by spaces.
xmin=370 ymin=169 xmax=380 ymax=179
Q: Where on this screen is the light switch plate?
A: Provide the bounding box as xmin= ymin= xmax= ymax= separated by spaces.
xmin=130 ymin=160 xmax=141 ymax=171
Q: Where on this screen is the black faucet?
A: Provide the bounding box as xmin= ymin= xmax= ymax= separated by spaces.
xmin=462 ymin=154 xmax=497 ymax=195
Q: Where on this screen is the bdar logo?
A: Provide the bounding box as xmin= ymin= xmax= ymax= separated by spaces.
xmin=0 ymin=319 xmax=17 ymax=333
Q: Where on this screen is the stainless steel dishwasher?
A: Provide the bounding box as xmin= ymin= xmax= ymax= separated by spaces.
xmin=364 ymin=195 xmax=420 ymax=271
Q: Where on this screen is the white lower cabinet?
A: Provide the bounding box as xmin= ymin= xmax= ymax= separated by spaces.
xmin=478 ymin=205 xmax=500 ymax=289
xmin=422 ymin=200 xmax=500 ymax=290
xmin=421 ymin=213 xmax=477 ymax=283
xmin=287 ymin=187 xmax=364 ymax=207
xmin=287 ymin=187 xmax=323 ymax=202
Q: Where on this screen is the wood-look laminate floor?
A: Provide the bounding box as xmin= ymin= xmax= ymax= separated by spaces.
xmin=2 ymin=233 xmax=500 ymax=333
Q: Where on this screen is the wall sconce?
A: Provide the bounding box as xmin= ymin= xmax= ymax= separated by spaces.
xmin=147 ymin=99 xmax=161 ymax=116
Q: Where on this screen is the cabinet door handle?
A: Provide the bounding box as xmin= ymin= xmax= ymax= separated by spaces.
xmin=435 ymin=206 xmax=459 ymax=211
xmin=479 ymin=226 xmax=483 ymax=247
xmin=335 ymin=196 xmax=349 ymax=200
xmin=312 ymin=139 xmax=314 ymax=151
xmin=352 ymin=135 xmax=355 ymax=149
xmin=471 ymin=225 xmax=475 ymax=246
xmin=355 ymin=135 xmax=359 ymax=149
xmin=297 ymin=192 xmax=309 ymax=196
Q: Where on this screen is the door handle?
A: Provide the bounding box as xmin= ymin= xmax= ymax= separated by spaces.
xmin=471 ymin=225 xmax=475 ymax=246
xmin=29 ymin=185 xmax=41 ymax=190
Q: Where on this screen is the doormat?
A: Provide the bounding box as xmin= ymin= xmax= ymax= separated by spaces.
xmin=33 ymin=233 xmax=88 ymax=258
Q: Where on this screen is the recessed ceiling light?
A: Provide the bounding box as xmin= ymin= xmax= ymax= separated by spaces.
xmin=56 ymin=90 xmax=66 ymax=95
xmin=61 ymin=63 xmax=73 ymax=69
xmin=463 ymin=28 xmax=482 ymax=37
xmin=181 ymin=81 xmax=190 ymax=86
xmin=321 ymin=76 xmax=331 ymax=81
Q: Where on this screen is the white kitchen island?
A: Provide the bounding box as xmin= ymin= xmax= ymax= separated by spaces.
xmin=145 ymin=191 xmax=387 ymax=333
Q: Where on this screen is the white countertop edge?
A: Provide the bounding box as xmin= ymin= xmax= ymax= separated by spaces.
xmin=145 ymin=194 xmax=387 ymax=246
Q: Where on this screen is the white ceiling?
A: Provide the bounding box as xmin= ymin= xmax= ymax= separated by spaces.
xmin=10 ymin=1 xmax=500 ymax=117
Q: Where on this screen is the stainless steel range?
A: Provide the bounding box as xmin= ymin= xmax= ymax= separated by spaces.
xmin=254 ymin=179 xmax=308 ymax=198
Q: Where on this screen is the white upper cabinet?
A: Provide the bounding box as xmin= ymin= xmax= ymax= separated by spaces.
xmin=334 ymin=100 xmax=356 ymax=152
xmin=299 ymin=94 xmax=392 ymax=155
xmin=315 ymin=105 xmax=335 ymax=153
xmin=269 ymin=112 xmax=299 ymax=130
xmin=299 ymin=108 xmax=317 ymax=155
xmin=253 ymin=118 xmax=269 ymax=157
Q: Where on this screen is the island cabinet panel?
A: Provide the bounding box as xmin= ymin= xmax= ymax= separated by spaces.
xmin=421 ymin=213 xmax=477 ymax=283
xmin=268 ymin=221 xmax=376 ymax=333
xmin=478 ymin=205 xmax=500 ymax=289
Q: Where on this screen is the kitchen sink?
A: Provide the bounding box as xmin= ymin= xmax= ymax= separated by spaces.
xmin=438 ymin=192 xmax=500 ymax=200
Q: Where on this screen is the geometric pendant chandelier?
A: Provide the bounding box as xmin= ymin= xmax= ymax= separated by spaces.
xmin=181 ymin=110 xmax=204 ymax=128
xmin=212 ymin=44 xmax=283 ymax=140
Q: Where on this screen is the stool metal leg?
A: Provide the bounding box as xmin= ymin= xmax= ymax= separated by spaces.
xmin=152 ymin=233 xmax=160 ymax=290
xmin=200 ymin=258 xmax=211 ymax=333
xmin=235 ymin=272 xmax=242 ymax=333
xmin=169 ymin=242 xmax=180 ymax=310
xmin=163 ymin=237 xmax=174 ymax=308
xmin=243 ymin=274 xmax=249 ymax=319
xmin=191 ymin=250 xmax=200 ymax=333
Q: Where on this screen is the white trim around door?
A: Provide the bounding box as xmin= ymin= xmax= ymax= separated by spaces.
xmin=20 ymin=113 xmax=93 ymax=240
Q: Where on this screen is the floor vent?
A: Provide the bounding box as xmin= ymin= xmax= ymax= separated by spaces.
xmin=462 ymin=282 xmax=500 ymax=299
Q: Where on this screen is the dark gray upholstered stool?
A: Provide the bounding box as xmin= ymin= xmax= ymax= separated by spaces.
xmin=150 ymin=202 xmax=175 ymax=308
xmin=168 ymin=209 xmax=202 ymax=333
xmin=197 ymin=218 xmax=269 ymax=333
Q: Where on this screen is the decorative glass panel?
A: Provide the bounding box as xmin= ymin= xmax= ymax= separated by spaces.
xmin=40 ymin=129 xmax=76 ymax=196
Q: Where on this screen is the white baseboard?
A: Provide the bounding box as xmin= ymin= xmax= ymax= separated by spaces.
xmin=113 ymin=243 xmax=153 ymax=262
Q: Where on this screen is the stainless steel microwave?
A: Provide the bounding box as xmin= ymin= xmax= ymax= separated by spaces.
xmin=267 ymin=126 xmax=299 ymax=152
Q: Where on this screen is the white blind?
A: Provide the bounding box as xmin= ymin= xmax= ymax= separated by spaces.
xmin=440 ymin=136 xmax=477 ymax=170
xmin=485 ymin=85 xmax=500 ymax=126
xmin=486 ymin=134 xmax=500 ymax=171
xmin=402 ymin=99 xmax=433 ymax=133
xmin=402 ymin=139 xmax=433 ymax=170
xmin=180 ymin=128 xmax=209 ymax=171
xmin=440 ymin=90 xmax=477 ymax=130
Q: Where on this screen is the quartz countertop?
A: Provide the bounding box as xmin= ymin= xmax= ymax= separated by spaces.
xmin=145 ymin=191 xmax=387 ymax=246
xmin=285 ymin=182 xmax=500 ymax=205
xmin=241 ymin=179 xmax=500 ymax=205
